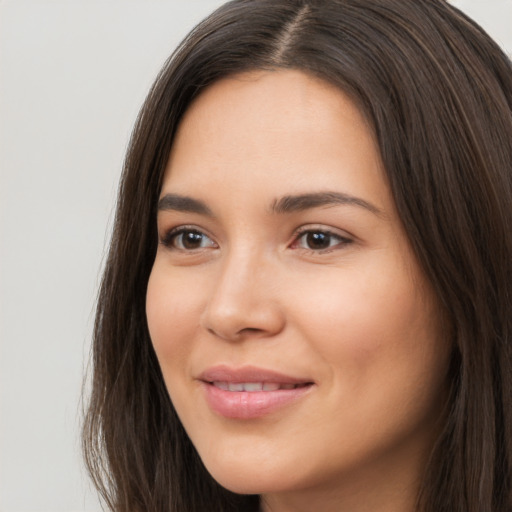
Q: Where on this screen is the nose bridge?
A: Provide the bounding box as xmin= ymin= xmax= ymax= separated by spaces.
xmin=200 ymin=243 xmax=284 ymax=340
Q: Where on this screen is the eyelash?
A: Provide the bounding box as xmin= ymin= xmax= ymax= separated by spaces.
xmin=159 ymin=225 xmax=353 ymax=253
xmin=291 ymin=227 xmax=353 ymax=253
xmin=160 ymin=225 xmax=217 ymax=251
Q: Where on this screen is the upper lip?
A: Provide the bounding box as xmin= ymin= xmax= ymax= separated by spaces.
xmin=198 ymin=365 xmax=314 ymax=384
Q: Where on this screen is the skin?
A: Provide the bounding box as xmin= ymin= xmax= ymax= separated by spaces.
xmin=146 ymin=70 xmax=452 ymax=512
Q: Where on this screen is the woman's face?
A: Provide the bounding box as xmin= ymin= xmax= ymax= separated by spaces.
xmin=146 ymin=70 xmax=451 ymax=511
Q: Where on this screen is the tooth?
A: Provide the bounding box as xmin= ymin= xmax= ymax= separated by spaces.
xmin=216 ymin=382 xmax=303 ymax=392
xmin=244 ymin=382 xmax=263 ymax=392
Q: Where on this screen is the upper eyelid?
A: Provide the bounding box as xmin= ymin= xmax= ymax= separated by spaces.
xmin=291 ymin=224 xmax=354 ymax=240
xmin=289 ymin=226 xmax=355 ymax=252
xmin=160 ymin=225 xmax=217 ymax=248
xmin=162 ymin=224 xmax=214 ymax=238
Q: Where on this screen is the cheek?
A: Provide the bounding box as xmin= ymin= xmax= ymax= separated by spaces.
xmin=289 ymin=258 xmax=448 ymax=396
xmin=288 ymin=264 xmax=409 ymax=354
xmin=293 ymin=273 xmax=450 ymax=472
xmin=146 ymin=266 xmax=201 ymax=367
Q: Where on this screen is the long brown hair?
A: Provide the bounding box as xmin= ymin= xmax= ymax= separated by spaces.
xmin=83 ymin=1 xmax=512 ymax=510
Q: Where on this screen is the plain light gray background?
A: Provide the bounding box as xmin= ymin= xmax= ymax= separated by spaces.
xmin=0 ymin=1 xmax=510 ymax=511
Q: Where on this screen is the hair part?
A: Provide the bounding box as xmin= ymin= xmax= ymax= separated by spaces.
xmin=83 ymin=1 xmax=512 ymax=510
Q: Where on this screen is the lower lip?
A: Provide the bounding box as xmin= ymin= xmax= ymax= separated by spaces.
xmin=202 ymin=382 xmax=313 ymax=419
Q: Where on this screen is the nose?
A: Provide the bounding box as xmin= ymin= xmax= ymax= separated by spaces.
xmin=199 ymin=250 xmax=285 ymax=342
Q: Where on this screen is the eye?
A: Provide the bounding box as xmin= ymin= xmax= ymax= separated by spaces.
xmin=161 ymin=227 xmax=217 ymax=251
xmin=292 ymin=228 xmax=352 ymax=252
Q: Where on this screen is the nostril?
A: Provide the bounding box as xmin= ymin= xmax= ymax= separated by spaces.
xmin=240 ymin=327 xmax=264 ymax=334
xmin=206 ymin=325 xmax=266 ymax=341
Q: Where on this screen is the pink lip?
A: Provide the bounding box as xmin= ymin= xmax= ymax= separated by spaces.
xmin=198 ymin=365 xmax=314 ymax=420
xmin=199 ymin=365 xmax=312 ymax=384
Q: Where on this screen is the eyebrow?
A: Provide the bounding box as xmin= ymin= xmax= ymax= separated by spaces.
xmin=158 ymin=194 xmax=213 ymax=216
xmin=271 ymin=191 xmax=383 ymax=216
xmin=157 ymin=191 xmax=383 ymax=217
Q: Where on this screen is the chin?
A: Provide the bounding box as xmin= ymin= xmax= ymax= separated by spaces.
xmin=202 ymin=456 xmax=300 ymax=495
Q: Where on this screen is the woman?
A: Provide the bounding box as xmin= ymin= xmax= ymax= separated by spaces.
xmin=83 ymin=1 xmax=512 ymax=511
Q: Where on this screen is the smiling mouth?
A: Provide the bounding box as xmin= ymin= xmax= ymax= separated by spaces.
xmin=210 ymin=381 xmax=311 ymax=392
xmin=201 ymin=380 xmax=314 ymax=419
xmin=197 ymin=365 xmax=315 ymax=418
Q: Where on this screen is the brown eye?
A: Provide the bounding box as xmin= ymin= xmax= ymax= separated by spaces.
xmin=164 ymin=229 xmax=216 ymax=250
xmin=294 ymin=230 xmax=352 ymax=251
xmin=304 ymin=232 xmax=331 ymax=250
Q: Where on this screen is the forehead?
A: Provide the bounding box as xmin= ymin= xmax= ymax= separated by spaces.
xmin=162 ymin=69 xmax=388 ymax=210
xmin=171 ymin=69 xmax=374 ymax=158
